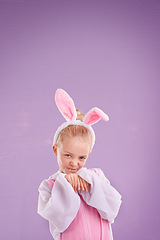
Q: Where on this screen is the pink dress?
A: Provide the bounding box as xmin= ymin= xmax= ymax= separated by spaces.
xmin=37 ymin=168 xmax=122 ymax=240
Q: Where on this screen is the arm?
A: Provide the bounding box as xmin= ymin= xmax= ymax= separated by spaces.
xmin=65 ymin=173 xmax=91 ymax=192
xmin=37 ymin=172 xmax=81 ymax=233
xmin=77 ymin=168 xmax=122 ymax=223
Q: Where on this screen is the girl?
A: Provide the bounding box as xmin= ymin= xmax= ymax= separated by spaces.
xmin=37 ymin=89 xmax=122 ymax=240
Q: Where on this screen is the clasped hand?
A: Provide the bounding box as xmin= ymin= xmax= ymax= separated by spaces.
xmin=65 ymin=173 xmax=91 ymax=192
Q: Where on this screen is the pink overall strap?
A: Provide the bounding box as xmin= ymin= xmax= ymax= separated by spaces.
xmin=48 ymin=179 xmax=56 ymax=189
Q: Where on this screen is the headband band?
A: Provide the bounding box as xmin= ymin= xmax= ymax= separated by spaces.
xmin=53 ymin=89 xmax=109 ymax=150
xmin=53 ymin=120 xmax=96 ymax=149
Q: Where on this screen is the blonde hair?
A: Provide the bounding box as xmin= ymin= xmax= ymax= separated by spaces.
xmin=56 ymin=110 xmax=92 ymax=146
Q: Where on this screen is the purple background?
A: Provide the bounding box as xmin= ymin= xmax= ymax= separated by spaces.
xmin=0 ymin=0 xmax=160 ymax=239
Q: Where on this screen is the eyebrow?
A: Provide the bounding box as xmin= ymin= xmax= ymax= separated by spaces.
xmin=63 ymin=151 xmax=88 ymax=157
xmin=63 ymin=151 xmax=73 ymax=154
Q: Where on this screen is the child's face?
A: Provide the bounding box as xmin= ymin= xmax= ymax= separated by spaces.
xmin=53 ymin=136 xmax=91 ymax=174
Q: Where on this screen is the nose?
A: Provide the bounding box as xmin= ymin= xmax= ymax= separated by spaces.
xmin=70 ymin=160 xmax=78 ymax=167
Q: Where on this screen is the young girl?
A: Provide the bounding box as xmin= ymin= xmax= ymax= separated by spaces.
xmin=37 ymin=89 xmax=122 ymax=240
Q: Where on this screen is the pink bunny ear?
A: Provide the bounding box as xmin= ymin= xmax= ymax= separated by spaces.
xmin=83 ymin=107 xmax=109 ymax=125
xmin=55 ymin=89 xmax=77 ymax=121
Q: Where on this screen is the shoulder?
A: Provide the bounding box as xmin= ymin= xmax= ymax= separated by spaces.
xmin=48 ymin=178 xmax=56 ymax=189
xmin=87 ymin=168 xmax=105 ymax=176
xmin=48 ymin=171 xmax=60 ymax=180
xmin=88 ymin=168 xmax=110 ymax=183
xmin=79 ymin=167 xmax=106 ymax=177
xmin=48 ymin=171 xmax=62 ymax=188
xmin=39 ymin=171 xmax=60 ymax=190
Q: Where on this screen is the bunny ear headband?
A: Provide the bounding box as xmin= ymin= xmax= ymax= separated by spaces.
xmin=53 ymin=89 xmax=109 ymax=150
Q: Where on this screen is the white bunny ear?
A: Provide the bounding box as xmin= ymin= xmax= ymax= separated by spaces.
xmin=83 ymin=107 xmax=109 ymax=125
xmin=55 ymin=89 xmax=77 ymax=121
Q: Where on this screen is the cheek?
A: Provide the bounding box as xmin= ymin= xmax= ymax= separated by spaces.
xmin=60 ymin=157 xmax=69 ymax=166
xmin=80 ymin=161 xmax=86 ymax=167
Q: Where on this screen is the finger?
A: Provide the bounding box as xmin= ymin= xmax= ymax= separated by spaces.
xmin=65 ymin=175 xmax=70 ymax=183
xmin=79 ymin=177 xmax=85 ymax=191
xmin=81 ymin=178 xmax=90 ymax=192
xmin=73 ymin=175 xmax=78 ymax=192
xmin=70 ymin=174 xmax=78 ymax=192
xmin=70 ymin=174 xmax=75 ymax=190
xmin=77 ymin=176 xmax=81 ymax=191
xmin=85 ymin=182 xmax=91 ymax=192
xmin=83 ymin=181 xmax=88 ymax=192
xmin=78 ymin=176 xmax=84 ymax=191
xmin=66 ymin=174 xmax=74 ymax=189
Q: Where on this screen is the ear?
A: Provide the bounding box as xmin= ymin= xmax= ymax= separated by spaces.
xmin=55 ymin=89 xmax=77 ymax=121
xmin=83 ymin=107 xmax=109 ymax=125
xmin=52 ymin=145 xmax=57 ymax=156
